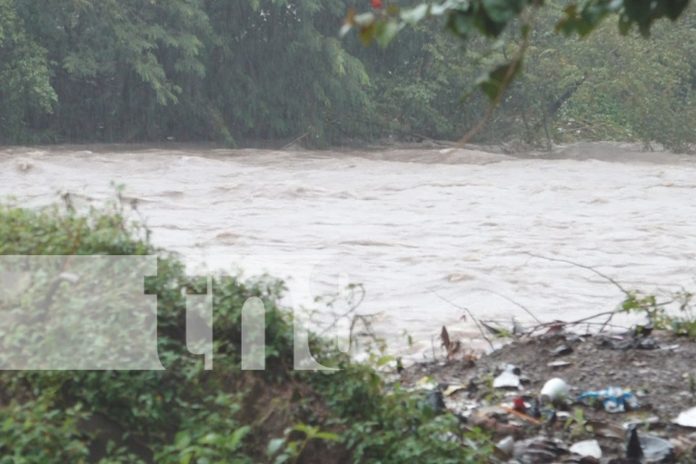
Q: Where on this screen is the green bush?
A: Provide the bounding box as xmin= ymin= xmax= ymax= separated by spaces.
xmin=0 ymin=202 xmax=491 ymax=463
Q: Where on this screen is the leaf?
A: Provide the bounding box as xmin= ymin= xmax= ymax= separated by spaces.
xmin=315 ymin=431 xmax=340 ymax=441
xmin=174 ymin=431 xmax=191 ymax=449
xmin=375 ymin=20 xmax=402 ymax=47
xmin=482 ymin=0 xmax=522 ymax=24
xmin=477 ymin=59 xmax=522 ymax=101
xmin=440 ymin=326 xmax=450 ymax=348
xmin=446 ymin=10 xmax=475 ymax=37
xmin=267 ymin=437 xmax=286 ymax=456
xmin=229 ymin=425 xmax=250 ymax=449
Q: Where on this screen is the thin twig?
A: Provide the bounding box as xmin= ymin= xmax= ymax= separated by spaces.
xmin=523 ymin=310 xmax=619 ymax=336
xmin=476 ymin=288 xmax=543 ymax=324
xmin=433 ymin=291 xmax=495 ymax=350
xmin=522 ymin=252 xmax=630 ymax=296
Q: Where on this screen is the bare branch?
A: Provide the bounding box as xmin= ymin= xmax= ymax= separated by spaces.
xmin=476 ymin=288 xmax=543 ymax=324
xmin=522 ymin=252 xmax=630 ymax=296
xmin=433 ymin=291 xmax=495 ymax=350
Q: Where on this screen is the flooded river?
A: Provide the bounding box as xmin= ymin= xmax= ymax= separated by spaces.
xmin=2 ymin=142 xmax=696 ymax=358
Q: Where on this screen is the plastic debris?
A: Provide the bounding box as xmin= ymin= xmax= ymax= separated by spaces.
xmin=493 ymin=364 xmax=521 ymax=389
xmin=626 ymin=427 xmax=643 ymax=461
xmin=547 ymin=360 xmax=572 ymax=369
xmin=550 ymin=344 xmax=573 ymax=357
xmin=414 ymin=376 xmax=438 ymax=390
xmin=470 ymin=407 xmax=521 ymax=435
xmin=496 ymin=436 xmax=514 ymax=456
xmin=512 ymin=396 xmax=526 ymax=413
xmin=425 ymin=389 xmax=446 ymax=413
xmin=570 ymin=439 xmax=602 ymax=459
xmin=587 ymin=419 xmax=624 ymax=439
xmin=673 ymin=407 xmax=696 ymax=428
xmin=623 ymin=415 xmax=661 ymax=430
xmin=598 ymin=335 xmax=659 ymax=350
xmin=578 ymin=387 xmax=639 ymax=413
xmin=442 ymin=384 xmax=466 ymax=397
xmin=513 ymin=437 xmax=568 ymax=463
xmin=540 ymin=377 xmax=569 ymax=403
xmin=640 ymin=433 xmax=675 ymax=463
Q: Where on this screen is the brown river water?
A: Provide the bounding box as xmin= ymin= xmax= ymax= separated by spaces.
xmin=2 ymin=142 xmax=696 ymax=359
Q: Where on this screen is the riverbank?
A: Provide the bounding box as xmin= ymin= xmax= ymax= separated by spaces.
xmin=400 ymin=327 xmax=696 ymax=462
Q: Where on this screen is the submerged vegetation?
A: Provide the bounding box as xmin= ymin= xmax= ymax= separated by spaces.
xmin=0 ymin=201 xmax=495 ymax=463
xmin=0 ymin=0 xmax=694 ymax=149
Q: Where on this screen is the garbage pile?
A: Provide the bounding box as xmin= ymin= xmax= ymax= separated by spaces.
xmin=403 ymin=326 xmax=696 ymax=463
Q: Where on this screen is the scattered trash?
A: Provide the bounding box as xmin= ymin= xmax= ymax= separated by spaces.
xmin=640 ymin=433 xmax=675 ymax=463
xmin=540 ymin=377 xmax=569 ymax=403
xmin=661 ymin=344 xmax=680 ymax=351
xmin=578 ymin=387 xmax=639 ymax=413
xmin=512 ymin=396 xmax=526 ymax=413
xmin=626 ymin=426 xmax=674 ymax=463
xmin=623 ymin=415 xmax=661 ymax=429
xmin=570 ymin=439 xmax=602 ymax=459
xmin=636 ymin=337 xmax=659 ymax=350
xmin=425 ymin=389 xmax=446 ymax=413
xmin=470 ymin=407 xmax=521 ymax=435
xmin=442 ymin=384 xmax=466 ymax=397
xmin=633 ymin=323 xmax=654 ymax=337
xmin=493 ymin=364 xmax=521 ymax=389
xmin=587 ymin=419 xmax=624 ymax=439
xmin=673 ymin=407 xmax=696 ymax=428
xmin=550 ymin=344 xmax=573 ymax=357
xmin=530 ymin=398 xmax=541 ymax=419
xmin=544 ymin=410 xmax=558 ymax=434
xmin=502 ymin=399 xmax=543 ymax=426
xmin=513 ymin=437 xmax=568 ymax=463
xmin=669 ymin=432 xmax=696 ymax=457
xmin=414 ymin=376 xmax=438 ymax=390
xmin=400 ymin=325 xmax=696 ymax=462
xmin=496 ymin=435 xmax=515 ymax=456
xmin=598 ymin=335 xmax=659 ymax=350
xmin=626 ymin=426 xmax=643 ymax=461
xmin=547 ymin=360 xmax=572 ymax=369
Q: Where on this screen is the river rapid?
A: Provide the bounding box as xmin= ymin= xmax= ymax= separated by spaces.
xmin=2 ymin=142 xmax=696 ymax=358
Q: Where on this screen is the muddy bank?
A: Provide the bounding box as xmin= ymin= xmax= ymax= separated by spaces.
xmin=401 ymin=329 xmax=696 ymax=462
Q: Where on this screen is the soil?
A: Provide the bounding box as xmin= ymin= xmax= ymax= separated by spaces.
xmin=400 ymin=329 xmax=696 ymax=463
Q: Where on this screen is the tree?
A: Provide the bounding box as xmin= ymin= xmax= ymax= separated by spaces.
xmin=0 ymin=0 xmax=55 ymax=142
xmin=343 ymin=0 xmax=692 ymax=103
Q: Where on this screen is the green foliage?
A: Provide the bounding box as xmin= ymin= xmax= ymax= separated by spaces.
xmin=313 ymin=362 xmax=494 ymax=463
xmin=0 ymin=400 xmax=89 ymax=463
xmin=342 ymin=0 xmax=692 ymax=132
xmin=620 ymin=288 xmax=696 ymax=337
xmin=0 ymin=0 xmax=376 ymax=146
xmin=267 ymin=423 xmax=339 ymax=464
xmin=0 ymin=201 xmax=494 ymax=462
xmin=0 ymin=0 xmax=56 ymax=142
xmin=0 ymin=0 xmax=694 ymax=149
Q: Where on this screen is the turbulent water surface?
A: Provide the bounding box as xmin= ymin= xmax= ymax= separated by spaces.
xmin=2 ymin=142 xmax=696 ymax=358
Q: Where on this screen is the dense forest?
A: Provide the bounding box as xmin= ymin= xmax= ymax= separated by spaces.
xmin=0 ymin=0 xmax=694 ymax=150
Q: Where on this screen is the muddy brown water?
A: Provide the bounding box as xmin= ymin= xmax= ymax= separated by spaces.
xmin=2 ymin=142 xmax=696 ymax=359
